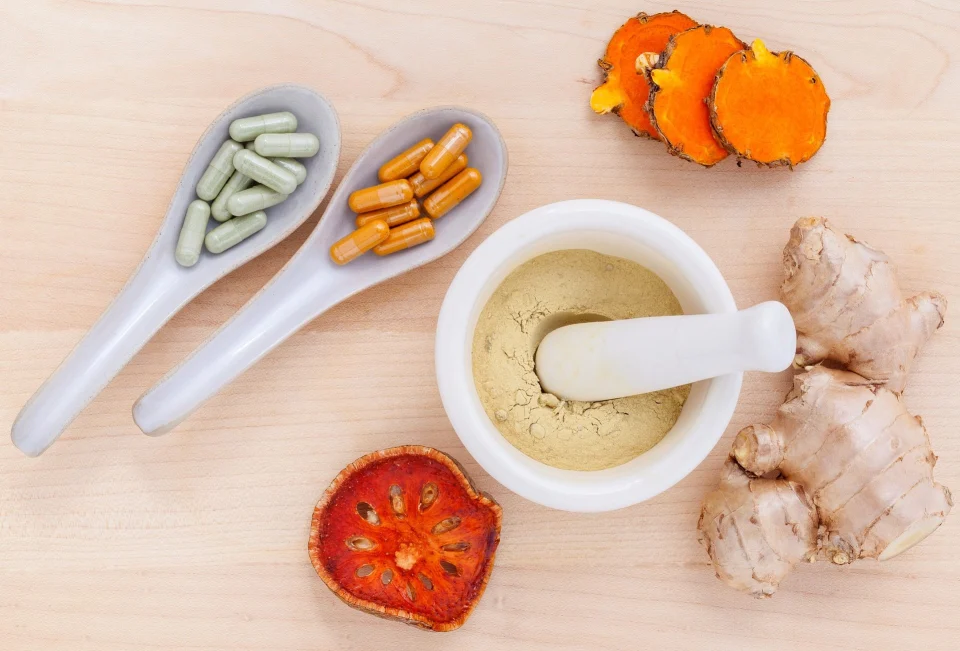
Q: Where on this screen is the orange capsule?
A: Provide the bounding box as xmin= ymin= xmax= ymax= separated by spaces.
xmin=420 ymin=123 xmax=472 ymax=179
xmin=409 ymin=154 xmax=468 ymax=198
xmin=348 ymin=179 xmax=413 ymax=213
xmin=373 ymin=218 xmax=435 ymax=256
xmin=355 ymin=199 xmax=420 ymax=228
xmin=423 ymin=168 xmax=483 ymax=219
xmin=329 ymin=219 xmax=390 ymax=265
xmin=378 ymin=139 xmax=434 ymax=182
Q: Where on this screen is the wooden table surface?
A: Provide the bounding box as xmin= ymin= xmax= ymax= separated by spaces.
xmin=2 ymin=1 xmax=959 ymax=649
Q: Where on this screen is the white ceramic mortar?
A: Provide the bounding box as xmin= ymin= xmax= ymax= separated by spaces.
xmin=435 ymin=200 xmax=742 ymax=512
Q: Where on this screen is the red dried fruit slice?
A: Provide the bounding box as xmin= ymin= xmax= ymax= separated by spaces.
xmin=308 ymin=446 xmax=502 ymax=632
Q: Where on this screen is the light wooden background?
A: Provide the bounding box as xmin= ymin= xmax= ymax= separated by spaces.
xmin=2 ymin=1 xmax=959 ymax=649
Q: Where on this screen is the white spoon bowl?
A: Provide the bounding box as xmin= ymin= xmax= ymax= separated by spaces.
xmin=133 ymin=107 xmax=508 ymax=436
xmin=11 ymin=84 xmax=341 ymax=457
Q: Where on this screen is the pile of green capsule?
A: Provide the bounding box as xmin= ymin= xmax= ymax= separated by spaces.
xmin=175 ymin=111 xmax=320 ymax=267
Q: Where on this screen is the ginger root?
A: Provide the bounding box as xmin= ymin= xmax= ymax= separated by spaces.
xmin=648 ymin=25 xmax=745 ymax=166
xmin=698 ymin=458 xmax=817 ymax=597
xmin=710 ymin=40 xmax=830 ymax=166
xmin=701 ymin=368 xmax=952 ymax=596
xmin=699 ymin=219 xmax=951 ymax=598
xmin=782 ymin=217 xmax=947 ymax=392
xmin=590 ymin=11 xmax=697 ymax=139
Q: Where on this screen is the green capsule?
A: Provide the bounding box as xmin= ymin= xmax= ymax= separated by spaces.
xmin=271 ymin=157 xmax=307 ymax=185
xmin=211 ymin=170 xmax=253 ymax=222
xmin=232 ymin=150 xmax=297 ymax=195
xmin=254 ymin=133 xmax=320 ymax=158
xmin=175 ymin=200 xmax=211 ymax=267
xmin=197 ymin=139 xmax=243 ymax=201
xmin=229 ymin=112 xmax=298 ymax=142
xmin=205 ymin=211 xmax=268 ymax=254
xmin=227 ymin=185 xmax=289 ymax=216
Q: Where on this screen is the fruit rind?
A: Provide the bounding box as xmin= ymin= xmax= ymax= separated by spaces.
xmin=308 ymin=445 xmax=502 ymax=632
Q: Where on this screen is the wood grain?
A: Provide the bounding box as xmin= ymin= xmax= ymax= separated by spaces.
xmin=1 ymin=1 xmax=959 ymax=649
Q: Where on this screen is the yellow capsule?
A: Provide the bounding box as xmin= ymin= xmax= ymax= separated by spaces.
xmin=378 ymin=139 xmax=434 ymax=182
xmin=348 ymin=179 xmax=413 ymax=213
xmin=423 ymin=168 xmax=483 ymax=219
xmin=420 ymin=123 xmax=472 ymax=179
xmin=329 ymin=220 xmax=390 ymax=265
xmin=373 ymin=218 xmax=435 ymax=256
xmin=355 ymin=200 xmax=421 ymax=228
xmin=408 ymin=154 xmax=468 ymax=198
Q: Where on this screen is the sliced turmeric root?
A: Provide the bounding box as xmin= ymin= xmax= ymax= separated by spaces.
xmin=648 ymin=25 xmax=745 ymax=166
xmin=710 ymin=40 xmax=830 ymax=166
xmin=590 ymin=11 xmax=697 ymax=139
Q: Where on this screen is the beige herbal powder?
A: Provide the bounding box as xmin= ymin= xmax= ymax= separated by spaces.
xmin=471 ymin=249 xmax=690 ymax=471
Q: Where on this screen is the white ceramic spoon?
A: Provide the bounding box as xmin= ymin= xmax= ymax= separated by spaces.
xmin=535 ymin=301 xmax=796 ymax=402
xmin=133 ymin=107 xmax=508 ymax=436
xmin=11 ymin=85 xmax=341 ymax=457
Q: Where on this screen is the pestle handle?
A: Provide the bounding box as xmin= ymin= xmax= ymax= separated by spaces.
xmin=534 ymin=301 xmax=796 ymax=402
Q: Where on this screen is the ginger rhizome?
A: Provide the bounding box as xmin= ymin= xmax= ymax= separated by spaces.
xmin=699 ymin=457 xmax=817 ymax=596
xmin=699 ymin=219 xmax=950 ymax=598
xmin=710 ymin=40 xmax=830 ymax=166
xmin=700 ymin=368 xmax=952 ymax=597
xmin=734 ymin=368 xmax=952 ymax=565
xmin=648 ymin=25 xmax=745 ymax=166
xmin=590 ymin=11 xmax=697 ymax=139
xmin=782 ymin=217 xmax=946 ymax=392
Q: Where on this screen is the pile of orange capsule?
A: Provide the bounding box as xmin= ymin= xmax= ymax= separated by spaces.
xmin=330 ymin=123 xmax=483 ymax=265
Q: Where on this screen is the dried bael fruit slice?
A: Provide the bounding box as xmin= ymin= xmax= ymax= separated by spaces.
xmin=710 ymin=40 xmax=830 ymax=166
xmin=648 ymin=25 xmax=746 ymax=166
xmin=590 ymin=11 xmax=698 ymax=139
xmin=308 ymin=446 xmax=502 ymax=632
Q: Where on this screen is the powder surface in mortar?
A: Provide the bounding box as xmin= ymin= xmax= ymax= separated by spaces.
xmin=471 ymin=249 xmax=690 ymax=471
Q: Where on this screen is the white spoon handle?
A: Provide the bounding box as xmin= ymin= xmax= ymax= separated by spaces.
xmin=534 ymin=301 xmax=796 ymax=402
xmin=133 ymin=253 xmax=350 ymax=436
xmin=12 ymin=260 xmax=188 ymax=456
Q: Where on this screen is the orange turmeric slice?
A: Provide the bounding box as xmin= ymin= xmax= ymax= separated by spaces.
xmin=710 ymin=40 xmax=830 ymax=166
xmin=648 ymin=25 xmax=745 ymax=166
xmin=590 ymin=11 xmax=697 ymax=139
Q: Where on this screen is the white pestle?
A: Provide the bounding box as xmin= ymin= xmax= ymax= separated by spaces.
xmin=534 ymin=301 xmax=796 ymax=402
